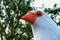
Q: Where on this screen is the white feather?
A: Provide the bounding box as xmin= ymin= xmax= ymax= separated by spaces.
xmin=31 ymin=13 xmax=60 ymax=40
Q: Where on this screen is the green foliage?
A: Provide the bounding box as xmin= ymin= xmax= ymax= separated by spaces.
xmin=0 ymin=0 xmax=33 ymax=40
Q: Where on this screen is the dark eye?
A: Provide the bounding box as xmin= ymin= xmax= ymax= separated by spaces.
xmin=37 ymin=11 xmax=42 ymax=16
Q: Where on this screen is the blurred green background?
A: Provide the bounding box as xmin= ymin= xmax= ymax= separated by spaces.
xmin=0 ymin=0 xmax=60 ymax=40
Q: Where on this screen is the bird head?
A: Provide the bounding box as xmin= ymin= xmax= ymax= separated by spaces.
xmin=21 ymin=11 xmax=60 ymax=40
xmin=21 ymin=11 xmax=44 ymax=25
